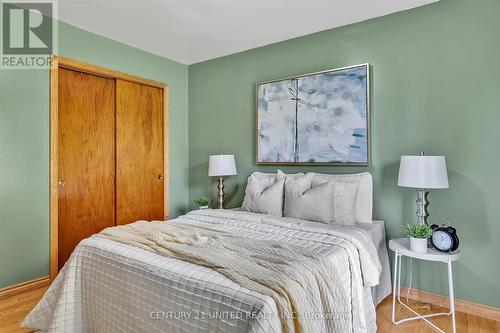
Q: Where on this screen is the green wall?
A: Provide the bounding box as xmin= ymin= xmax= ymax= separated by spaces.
xmin=189 ymin=0 xmax=500 ymax=308
xmin=2 ymin=0 xmax=499 ymax=310
xmin=0 ymin=68 xmax=50 ymax=288
xmin=0 ymin=21 xmax=189 ymax=288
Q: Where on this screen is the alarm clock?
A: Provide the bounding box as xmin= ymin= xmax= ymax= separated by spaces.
xmin=430 ymin=224 xmax=459 ymax=252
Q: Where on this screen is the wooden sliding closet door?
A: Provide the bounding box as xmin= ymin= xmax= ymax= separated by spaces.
xmin=58 ymin=68 xmax=116 ymax=269
xmin=116 ymin=80 xmax=164 ymax=225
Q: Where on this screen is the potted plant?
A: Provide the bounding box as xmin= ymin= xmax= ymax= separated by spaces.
xmin=194 ymin=197 xmax=210 ymax=210
xmin=403 ymin=224 xmax=433 ymax=253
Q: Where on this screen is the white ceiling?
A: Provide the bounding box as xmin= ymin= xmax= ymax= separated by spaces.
xmin=59 ymin=0 xmax=438 ymax=65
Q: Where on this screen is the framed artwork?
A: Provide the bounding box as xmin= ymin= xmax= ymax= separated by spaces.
xmin=256 ymin=63 xmax=370 ymax=165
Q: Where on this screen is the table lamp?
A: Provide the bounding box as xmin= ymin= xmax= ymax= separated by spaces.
xmin=208 ymin=154 xmax=237 ymax=209
xmin=398 ymin=152 xmax=449 ymax=225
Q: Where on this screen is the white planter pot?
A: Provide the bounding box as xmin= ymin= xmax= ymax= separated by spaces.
xmin=410 ymin=237 xmax=428 ymax=253
xmin=198 ymin=206 xmax=209 ymax=210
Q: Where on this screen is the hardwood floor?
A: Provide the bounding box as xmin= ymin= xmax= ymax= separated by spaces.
xmin=377 ymin=296 xmax=500 ymax=332
xmin=0 ymin=287 xmax=47 ymax=333
xmin=1 ymin=286 xmax=499 ymax=332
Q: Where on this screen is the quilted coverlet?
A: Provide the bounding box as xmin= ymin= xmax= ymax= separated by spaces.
xmin=23 ymin=209 xmax=381 ymax=333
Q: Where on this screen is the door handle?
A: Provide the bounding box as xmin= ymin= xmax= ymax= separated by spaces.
xmin=58 ymin=180 xmax=65 ymax=186
xmin=157 ymin=175 xmax=163 ymax=181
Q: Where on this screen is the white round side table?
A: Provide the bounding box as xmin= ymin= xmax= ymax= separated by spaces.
xmin=389 ymin=238 xmax=461 ymax=333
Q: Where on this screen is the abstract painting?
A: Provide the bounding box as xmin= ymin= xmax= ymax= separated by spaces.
xmin=256 ymin=64 xmax=370 ymax=165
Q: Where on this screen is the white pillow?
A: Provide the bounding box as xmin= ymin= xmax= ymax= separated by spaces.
xmin=242 ymin=174 xmax=285 ymax=216
xmin=331 ymin=180 xmax=359 ymax=226
xmin=311 ymin=172 xmax=372 ymax=223
xmin=247 ymin=172 xmax=276 ymax=179
xmin=277 ymin=169 xmax=305 ymax=180
xmin=284 ymin=174 xmax=336 ymax=224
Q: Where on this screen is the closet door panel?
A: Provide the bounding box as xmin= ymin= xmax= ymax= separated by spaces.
xmin=58 ymin=68 xmax=115 ymax=269
xmin=116 ymin=80 xmax=164 ymax=225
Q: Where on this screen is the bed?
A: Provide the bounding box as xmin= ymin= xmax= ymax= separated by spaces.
xmin=23 ymin=172 xmax=391 ymax=333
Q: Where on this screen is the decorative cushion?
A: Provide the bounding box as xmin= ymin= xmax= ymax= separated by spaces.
xmin=284 ymin=174 xmax=336 ymax=224
xmin=331 ymin=180 xmax=359 ymax=226
xmin=244 ymin=170 xmax=304 ymax=181
xmin=311 ymin=172 xmax=373 ymax=223
xmin=247 ymin=172 xmax=276 ymax=180
xmin=242 ymin=173 xmax=285 ymax=216
xmin=277 ymin=169 xmax=305 ymax=180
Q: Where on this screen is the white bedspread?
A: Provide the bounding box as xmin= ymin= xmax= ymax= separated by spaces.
xmin=23 ymin=209 xmax=382 ymax=333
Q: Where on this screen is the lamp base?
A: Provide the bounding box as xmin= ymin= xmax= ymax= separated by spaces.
xmin=216 ymin=177 xmax=225 ymax=209
xmin=416 ymin=189 xmax=429 ymax=225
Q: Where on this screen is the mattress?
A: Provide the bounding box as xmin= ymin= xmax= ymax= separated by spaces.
xmin=23 ymin=210 xmax=389 ymax=333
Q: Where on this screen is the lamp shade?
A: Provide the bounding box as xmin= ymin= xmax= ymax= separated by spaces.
xmin=208 ymin=154 xmax=237 ymax=177
xmin=398 ymin=155 xmax=449 ymax=189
